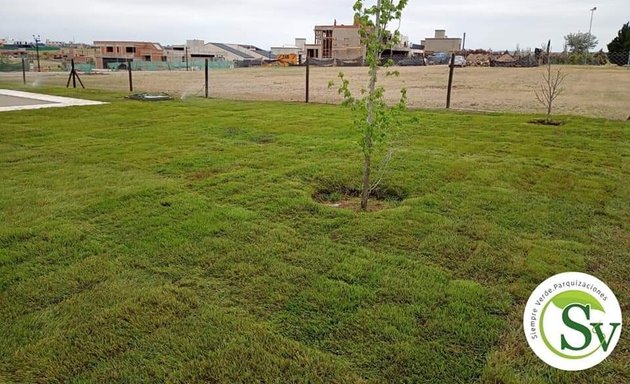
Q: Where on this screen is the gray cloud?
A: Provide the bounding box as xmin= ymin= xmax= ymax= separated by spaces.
xmin=0 ymin=0 xmax=627 ymax=51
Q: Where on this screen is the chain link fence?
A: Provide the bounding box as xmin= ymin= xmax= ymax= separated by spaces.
xmin=548 ymin=51 xmax=630 ymax=66
xmin=2 ymin=51 xmax=628 ymax=74
xmin=0 ymin=57 xmax=30 ymax=72
xmin=105 ymin=59 xmax=233 ymax=71
xmin=605 ymin=51 xmax=630 ymax=66
xmin=305 ymin=55 xmax=427 ymax=67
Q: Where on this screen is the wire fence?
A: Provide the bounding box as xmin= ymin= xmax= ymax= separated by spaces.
xmin=0 ymin=52 xmax=629 ymax=120
xmin=0 ymin=61 xmax=25 ymax=72
xmin=605 ymin=51 xmax=630 ymax=66
xmin=549 ymin=51 xmax=630 ymax=66
xmin=2 ymin=51 xmax=629 ymax=73
xmin=105 ymin=60 xmax=233 ymax=71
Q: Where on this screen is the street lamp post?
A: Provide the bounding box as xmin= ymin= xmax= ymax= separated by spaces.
xmin=585 ymin=7 xmax=597 ymax=65
xmin=588 ymin=7 xmax=597 ymax=36
xmin=33 ymin=34 xmax=41 ymax=72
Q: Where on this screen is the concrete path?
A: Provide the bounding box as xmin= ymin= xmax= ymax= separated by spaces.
xmin=0 ymin=89 xmax=106 ymax=112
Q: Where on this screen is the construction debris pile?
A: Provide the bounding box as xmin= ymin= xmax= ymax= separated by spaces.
xmin=464 ymin=51 xmax=541 ymax=67
xmin=464 ymin=53 xmax=491 ymax=67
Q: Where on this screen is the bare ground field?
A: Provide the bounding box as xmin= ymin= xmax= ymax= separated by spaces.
xmin=1 ymin=65 xmax=629 ymax=119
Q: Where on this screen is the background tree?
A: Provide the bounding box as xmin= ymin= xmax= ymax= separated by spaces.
xmin=333 ymin=0 xmax=408 ymax=211
xmin=607 ymin=21 xmax=630 ymax=66
xmin=564 ymin=32 xmax=598 ymax=53
xmin=535 ymin=41 xmax=566 ymax=124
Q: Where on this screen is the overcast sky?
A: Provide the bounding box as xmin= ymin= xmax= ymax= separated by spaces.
xmin=1 ymin=0 xmax=628 ymax=51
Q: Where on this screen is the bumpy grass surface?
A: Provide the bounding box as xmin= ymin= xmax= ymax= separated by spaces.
xmin=0 ymin=85 xmax=628 ymax=383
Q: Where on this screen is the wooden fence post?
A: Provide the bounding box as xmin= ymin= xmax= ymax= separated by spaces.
xmin=21 ymin=58 xmax=26 ymax=85
xmin=446 ymin=53 xmax=455 ymax=109
xmin=205 ymin=59 xmax=209 ymax=98
xmin=128 ymin=59 xmax=133 ymax=92
xmin=305 ymin=57 xmax=310 ymax=103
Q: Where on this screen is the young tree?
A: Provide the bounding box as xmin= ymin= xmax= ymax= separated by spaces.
xmin=607 ymin=21 xmax=630 ymax=66
xmin=333 ymin=0 xmax=408 ymax=211
xmin=564 ymin=32 xmax=598 ymax=53
xmin=535 ymin=41 xmax=567 ymax=124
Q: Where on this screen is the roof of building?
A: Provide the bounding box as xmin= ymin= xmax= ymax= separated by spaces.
xmin=239 ymin=45 xmax=274 ymax=59
xmin=314 ymin=25 xmax=359 ymax=29
xmin=94 ymin=41 xmax=164 ymax=50
xmin=94 ymin=41 xmax=161 ymax=45
xmin=422 ymin=37 xmax=462 ymax=41
xmin=209 ymin=42 xmax=255 ymax=59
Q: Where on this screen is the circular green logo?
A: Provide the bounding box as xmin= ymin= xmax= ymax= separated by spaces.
xmin=524 ymin=272 xmax=622 ymax=371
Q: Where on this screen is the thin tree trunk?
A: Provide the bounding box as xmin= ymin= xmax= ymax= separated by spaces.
xmin=546 ymin=49 xmax=552 ymax=123
xmin=361 ymin=152 xmax=371 ymax=209
xmin=361 ymin=0 xmax=382 ymax=211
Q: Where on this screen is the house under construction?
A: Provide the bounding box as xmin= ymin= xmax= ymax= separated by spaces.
xmin=297 ymin=19 xmax=414 ymax=63
xmin=300 ymin=20 xmax=365 ymax=61
xmin=93 ymin=41 xmax=166 ymax=69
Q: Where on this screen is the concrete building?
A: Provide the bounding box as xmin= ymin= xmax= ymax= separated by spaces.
xmin=53 ymin=45 xmax=99 ymax=65
xmin=166 ymin=40 xmax=273 ymax=63
xmin=302 ymin=20 xmax=364 ymax=61
xmin=382 ymin=33 xmax=416 ymax=57
xmin=294 ymin=38 xmax=307 ymax=54
xmin=270 ymin=44 xmax=301 ymax=57
xmin=94 ymin=41 xmax=166 ymax=69
xmin=270 ymin=39 xmax=309 ymax=62
xmin=300 ymin=20 xmax=417 ymax=62
xmin=45 ymin=40 xmax=67 ymax=47
xmin=421 ymin=30 xmax=462 ymax=53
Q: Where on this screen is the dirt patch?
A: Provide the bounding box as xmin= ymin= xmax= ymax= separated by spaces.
xmin=186 ymin=170 xmax=218 ymax=181
xmin=3 ymin=65 xmax=629 ymax=120
xmin=318 ymin=196 xmax=390 ymax=212
xmin=313 ymin=186 xmax=405 ymax=212
xmin=528 ymin=119 xmax=564 ymax=126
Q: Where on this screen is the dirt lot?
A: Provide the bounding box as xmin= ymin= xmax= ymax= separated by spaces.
xmin=1 ymin=65 xmax=629 ymax=119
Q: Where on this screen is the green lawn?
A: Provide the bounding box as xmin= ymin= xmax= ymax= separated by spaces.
xmin=0 ymin=86 xmax=628 ymax=383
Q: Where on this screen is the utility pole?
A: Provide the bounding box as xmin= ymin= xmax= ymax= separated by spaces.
xmin=33 ymin=35 xmax=41 ymax=72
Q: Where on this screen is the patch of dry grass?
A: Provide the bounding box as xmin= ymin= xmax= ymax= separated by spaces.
xmin=1 ymin=65 xmax=629 ymax=119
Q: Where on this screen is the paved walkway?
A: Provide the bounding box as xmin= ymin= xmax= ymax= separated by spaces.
xmin=0 ymin=89 xmax=105 ymax=112
xmin=0 ymin=94 xmax=55 ymax=107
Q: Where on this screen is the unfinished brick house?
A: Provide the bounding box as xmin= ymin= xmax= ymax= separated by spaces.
xmin=303 ymin=20 xmax=365 ymax=61
xmin=301 ymin=19 xmax=413 ymax=62
xmin=93 ymin=41 xmax=166 ymax=69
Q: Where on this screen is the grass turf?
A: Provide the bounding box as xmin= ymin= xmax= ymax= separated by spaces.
xmin=0 ymin=85 xmax=628 ymax=383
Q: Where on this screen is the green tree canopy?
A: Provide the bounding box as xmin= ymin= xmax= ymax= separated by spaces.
xmin=564 ymin=32 xmax=598 ymax=53
xmin=607 ymin=22 xmax=630 ymax=52
xmin=606 ymin=21 xmax=630 ymax=65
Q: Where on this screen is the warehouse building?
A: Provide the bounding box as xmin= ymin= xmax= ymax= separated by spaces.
xmin=421 ymin=30 xmax=462 ymax=53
